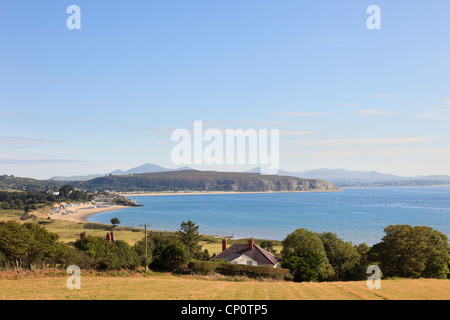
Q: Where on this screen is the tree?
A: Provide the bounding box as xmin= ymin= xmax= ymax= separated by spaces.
xmin=370 ymin=225 xmax=450 ymax=279
xmin=281 ymin=228 xmax=333 ymax=282
xmin=110 ymin=217 xmax=121 ymax=226
xmin=0 ymin=221 xmax=67 ymax=269
xmin=134 ymin=236 xmax=155 ymax=268
xmin=201 ymin=249 xmax=211 ymax=261
xmin=178 ymin=220 xmax=202 ymax=260
xmin=260 ymin=240 xmax=275 ymax=253
xmin=319 ymin=232 xmax=361 ymax=281
xmin=146 ymin=232 xmax=189 ymax=270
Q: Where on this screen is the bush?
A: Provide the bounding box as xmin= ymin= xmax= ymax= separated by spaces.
xmin=74 ymin=235 xmax=139 ymax=270
xmin=188 ymin=261 xmax=292 ymax=280
xmin=143 ymin=232 xmax=189 ymax=270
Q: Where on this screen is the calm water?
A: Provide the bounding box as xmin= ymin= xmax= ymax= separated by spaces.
xmin=88 ymin=187 xmax=450 ymax=245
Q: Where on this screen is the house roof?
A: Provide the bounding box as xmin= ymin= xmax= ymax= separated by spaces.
xmin=211 ymin=244 xmax=282 ymax=266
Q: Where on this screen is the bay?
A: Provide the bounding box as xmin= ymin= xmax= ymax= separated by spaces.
xmin=87 ymin=186 xmax=450 ymax=246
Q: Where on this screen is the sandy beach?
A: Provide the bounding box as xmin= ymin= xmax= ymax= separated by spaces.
xmin=49 ymin=203 xmax=131 ymax=223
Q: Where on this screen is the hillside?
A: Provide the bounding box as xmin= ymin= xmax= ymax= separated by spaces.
xmin=0 ymin=175 xmax=64 ymax=191
xmin=76 ymin=170 xmax=340 ymax=193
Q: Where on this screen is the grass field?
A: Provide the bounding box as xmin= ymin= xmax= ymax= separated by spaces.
xmin=1 ymin=272 xmax=449 ymax=300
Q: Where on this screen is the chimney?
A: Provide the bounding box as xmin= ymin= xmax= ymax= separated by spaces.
xmin=248 ymin=238 xmax=254 ymax=250
xmin=222 ymin=238 xmax=227 ymax=252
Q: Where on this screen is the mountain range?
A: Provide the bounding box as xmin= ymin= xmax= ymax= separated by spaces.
xmin=247 ymin=167 xmax=450 ymax=187
xmin=50 ymin=163 xmax=193 ymax=181
xmin=49 ymin=163 xmax=450 ymax=187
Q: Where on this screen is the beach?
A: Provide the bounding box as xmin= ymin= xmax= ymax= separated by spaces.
xmin=49 ymin=203 xmax=131 ymax=223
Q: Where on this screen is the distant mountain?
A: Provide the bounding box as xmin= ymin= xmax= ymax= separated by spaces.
xmin=75 ymin=170 xmax=340 ymax=193
xmin=121 ymin=163 xmax=172 ymax=175
xmin=50 ymin=163 xmax=194 ymax=181
xmin=50 ymin=174 xmax=104 ymax=182
xmin=292 ymin=168 xmax=404 ymax=182
xmin=246 ymin=168 xmax=450 ymax=187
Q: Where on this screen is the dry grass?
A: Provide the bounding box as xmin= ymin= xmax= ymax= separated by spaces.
xmin=1 ymin=272 xmax=449 ymax=300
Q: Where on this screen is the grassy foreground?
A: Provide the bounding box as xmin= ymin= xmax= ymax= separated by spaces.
xmin=1 ymin=271 xmax=450 ymax=300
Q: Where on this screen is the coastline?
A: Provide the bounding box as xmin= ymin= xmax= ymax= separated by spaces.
xmin=50 ymin=203 xmax=132 ymax=223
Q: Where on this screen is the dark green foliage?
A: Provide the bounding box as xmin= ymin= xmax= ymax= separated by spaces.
xmin=134 ymin=232 xmax=189 ymax=270
xmin=201 ymin=249 xmax=211 ymax=261
xmin=133 ymin=236 xmax=155 ymax=267
xmin=370 ymin=225 xmax=450 ymax=279
xmin=64 ymin=247 xmax=95 ymax=269
xmin=281 ymin=228 xmax=333 ymax=282
xmin=319 ymin=232 xmax=365 ymax=281
xmin=0 ymin=175 xmax=63 ymax=192
xmin=148 ymin=232 xmax=189 ymax=270
xmin=0 ymin=221 xmax=67 ymax=269
xmin=74 ymin=235 xmax=139 ymax=270
xmin=0 ymin=185 xmax=92 ymax=211
xmin=178 ymin=220 xmax=202 ymax=259
xmin=260 ymin=240 xmax=277 ymax=254
xmin=110 ymin=217 xmax=120 ymax=226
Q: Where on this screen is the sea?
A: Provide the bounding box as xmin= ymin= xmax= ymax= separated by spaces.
xmin=87 ymin=186 xmax=450 ymax=246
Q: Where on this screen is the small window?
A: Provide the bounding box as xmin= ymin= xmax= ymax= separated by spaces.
xmin=247 ymin=261 xmax=253 ymax=266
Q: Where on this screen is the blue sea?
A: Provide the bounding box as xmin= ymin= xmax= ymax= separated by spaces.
xmin=87 ymin=187 xmax=450 ymax=246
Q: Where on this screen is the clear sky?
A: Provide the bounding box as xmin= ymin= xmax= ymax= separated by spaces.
xmin=1 ymin=0 xmax=450 ymax=179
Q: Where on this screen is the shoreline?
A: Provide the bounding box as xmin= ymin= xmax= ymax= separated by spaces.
xmin=50 ymin=203 xmax=132 ymax=223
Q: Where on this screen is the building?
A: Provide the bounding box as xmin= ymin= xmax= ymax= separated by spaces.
xmin=210 ymin=238 xmax=282 ymax=268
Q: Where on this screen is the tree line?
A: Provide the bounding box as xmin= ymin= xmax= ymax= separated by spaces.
xmin=0 ymin=220 xmax=208 ymax=271
xmin=0 ymin=185 xmax=93 ymax=211
xmin=282 ymin=225 xmax=450 ymax=281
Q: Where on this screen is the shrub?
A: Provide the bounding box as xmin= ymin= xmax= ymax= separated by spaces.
xmin=74 ymin=235 xmax=139 ymax=270
xmin=135 ymin=232 xmax=189 ymax=270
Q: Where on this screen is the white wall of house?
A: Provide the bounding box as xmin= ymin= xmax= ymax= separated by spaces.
xmin=230 ymin=254 xmax=258 ymax=266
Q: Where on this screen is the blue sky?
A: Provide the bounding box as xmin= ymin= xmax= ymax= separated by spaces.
xmin=1 ymin=0 xmax=450 ymax=179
